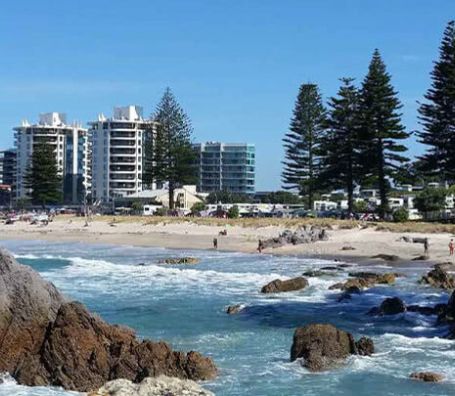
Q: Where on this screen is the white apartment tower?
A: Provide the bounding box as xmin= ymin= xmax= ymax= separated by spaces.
xmin=90 ymin=106 xmax=155 ymax=201
xmin=14 ymin=112 xmax=91 ymax=203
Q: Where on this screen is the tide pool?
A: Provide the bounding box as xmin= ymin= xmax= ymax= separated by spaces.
xmin=1 ymin=240 xmax=454 ymax=396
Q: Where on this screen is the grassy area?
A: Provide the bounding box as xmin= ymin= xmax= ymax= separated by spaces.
xmin=54 ymin=214 xmax=455 ymax=234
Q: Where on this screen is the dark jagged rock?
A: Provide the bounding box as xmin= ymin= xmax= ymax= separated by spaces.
xmin=354 ymin=337 xmax=375 ymax=356
xmin=290 ymin=324 xmax=373 ymax=371
xmin=261 ymin=277 xmax=309 ymax=293
xmin=0 ymin=249 xmax=216 ymax=392
xmin=410 ymin=372 xmax=444 ymax=382
xmin=369 ymin=297 xmax=406 ymax=316
xmin=407 ymin=304 xmax=447 ymax=316
xmin=261 ymin=226 xmax=328 ymax=249
xmin=341 ymin=246 xmax=356 ymax=251
xmin=320 ymin=266 xmax=342 ymax=271
xmin=420 ymin=267 xmax=455 ymax=290
xmin=412 ymin=255 xmax=430 ymax=261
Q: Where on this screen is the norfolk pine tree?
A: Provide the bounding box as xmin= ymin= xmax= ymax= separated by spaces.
xmin=319 ymin=78 xmax=360 ymax=213
xmin=143 ymin=88 xmax=196 ymax=210
xmin=24 ymin=142 xmax=62 ymax=207
xmin=418 ymin=20 xmax=455 ymax=183
xmin=282 ymin=84 xmax=326 ymax=209
xmin=358 ymin=50 xmax=409 ymax=217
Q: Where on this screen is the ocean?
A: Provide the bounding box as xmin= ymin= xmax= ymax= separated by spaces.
xmin=1 ymin=240 xmax=454 ymax=396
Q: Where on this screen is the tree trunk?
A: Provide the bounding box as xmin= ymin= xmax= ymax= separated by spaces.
xmin=347 ymin=154 xmax=354 ymax=214
xmin=378 ymin=140 xmax=387 ymax=218
xmin=168 ymin=182 xmax=175 ymax=210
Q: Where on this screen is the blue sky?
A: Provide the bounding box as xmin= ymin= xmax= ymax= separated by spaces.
xmin=0 ymin=1 xmax=453 ymax=190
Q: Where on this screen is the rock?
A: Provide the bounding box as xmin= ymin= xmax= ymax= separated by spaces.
xmin=290 ymin=324 xmax=373 ymax=371
xmin=369 ymin=297 xmax=406 ymax=316
xmin=341 ymin=246 xmax=356 ymax=251
xmin=354 ymin=337 xmax=375 ymax=356
xmin=320 ymin=266 xmax=342 ymax=271
xmin=261 ymin=277 xmax=309 ymax=293
xmin=0 ymin=249 xmax=216 ymax=392
xmin=160 ymin=257 xmax=200 ymax=265
xmin=412 ymin=255 xmax=430 ymax=261
xmin=88 ymin=375 xmax=214 ymax=396
xmin=410 ymin=372 xmax=444 ymax=382
xmin=226 ymin=304 xmax=243 ymax=314
xmin=371 ymin=254 xmax=400 ymax=262
xmin=420 ymin=267 xmax=455 ymax=290
xmin=407 ymin=304 xmax=446 ymax=316
xmin=434 ymin=262 xmax=455 ymax=272
xmin=261 ymin=226 xmax=328 ymax=249
xmin=329 ymin=273 xmax=396 ymax=291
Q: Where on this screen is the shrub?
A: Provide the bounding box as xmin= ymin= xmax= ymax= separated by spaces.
xmin=191 ymin=202 xmax=206 ymax=214
xmin=227 ymin=205 xmax=239 ymax=219
xmin=414 ymin=188 xmax=447 ymax=213
xmin=393 ymin=207 xmax=409 ymax=223
xmin=154 ymin=207 xmax=168 ymax=216
xmin=353 ymin=200 xmax=368 ymax=213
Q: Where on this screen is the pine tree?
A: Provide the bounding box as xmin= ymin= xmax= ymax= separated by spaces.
xmin=24 ymin=142 xmax=62 ymax=207
xmin=418 ymin=20 xmax=455 ymax=183
xmin=282 ymin=83 xmax=326 ymax=209
xmin=358 ymin=49 xmax=409 ymax=216
xmin=143 ymin=88 xmax=196 ymax=210
xmin=319 ymin=78 xmax=360 ymax=213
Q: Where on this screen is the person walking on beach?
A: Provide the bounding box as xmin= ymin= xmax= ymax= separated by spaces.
xmin=450 ymin=239 xmax=454 ymax=256
xmin=213 ymin=237 xmax=218 ymax=250
xmin=257 ymin=239 xmax=264 ymax=253
xmin=424 ymin=238 xmax=429 ymax=255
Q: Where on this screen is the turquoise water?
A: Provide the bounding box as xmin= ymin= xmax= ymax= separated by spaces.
xmin=1 ymin=240 xmax=455 ymax=396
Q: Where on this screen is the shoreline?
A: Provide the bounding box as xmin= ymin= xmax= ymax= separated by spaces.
xmin=1 ymin=216 xmax=453 ymax=269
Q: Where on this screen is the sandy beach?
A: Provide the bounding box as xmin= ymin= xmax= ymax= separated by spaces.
xmin=1 ymin=216 xmax=455 ymax=266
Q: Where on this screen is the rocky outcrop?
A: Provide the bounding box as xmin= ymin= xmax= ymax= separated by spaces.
xmin=369 ymin=297 xmax=406 ymax=315
xmin=420 ymin=266 xmax=455 ymax=290
xmin=290 ymin=324 xmax=374 ymax=371
xmin=261 ymin=277 xmax=309 ymax=293
xmin=88 ymin=375 xmax=214 ymax=396
xmin=410 ymin=372 xmax=444 ymax=382
xmin=261 ymin=226 xmax=328 ymax=249
xmin=159 ymin=257 xmax=200 ymax=265
xmin=329 ymin=272 xmax=396 ymax=291
xmin=0 ymin=249 xmax=216 ymax=392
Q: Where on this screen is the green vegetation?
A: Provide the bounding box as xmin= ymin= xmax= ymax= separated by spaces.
xmin=206 ymin=191 xmax=252 ymax=204
xmin=392 ymin=207 xmax=409 ymax=223
xmin=414 ymin=188 xmax=448 ymax=213
xmin=227 ymin=205 xmax=240 ymax=219
xmin=282 ymin=83 xmax=326 ymax=209
xmin=191 ymin=202 xmax=206 ymax=214
xmin=24 ymin=143 xmax=62 ymax=207
xmin=418 ymin=21 xmax=455 ymax=183
xmin=143 ymin=88 xmax=196 ymax=210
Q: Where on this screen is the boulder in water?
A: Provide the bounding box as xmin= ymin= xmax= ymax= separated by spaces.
xmin=410 ymin=372 xmax=444 ymax=382
xmin=354 ymin=337 xmax=375 ymax=356
xmin=261 ymin=277 xmax=309 ymax=293
xmin=369 ymin=297 xmax=406 ymax=316
xmin=371 ymin=254 xmax=400 ymax=262
xmin=0 ymin=249 xmax=217 ymax=392
xmin=290 ymin=324 xmax=373 ymax=371
xmin=226 ymin=304 xmax=244 ymax=314
xmin=420 ymin=267 xmax=455 ymax=290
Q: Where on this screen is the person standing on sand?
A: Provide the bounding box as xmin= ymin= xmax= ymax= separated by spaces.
xmin=424 ymin=238 xmax=429 ymax=255
xmin=257 ymin=239 xmax=263 ymax=253
xmin=450 ymin=239 xmax=454 ymax=256
xmin=213 ymin=238 xmax=218 ymax=249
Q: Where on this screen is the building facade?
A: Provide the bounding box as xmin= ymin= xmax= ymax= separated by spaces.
xmin=90 ymin=106 xmax=156 ymax=202
xmin=193 ymin=142 xmax=255 ymax=194
xmin=0 ymin=149 xmax=16 ymax=206
xmin=14 ymin=113 xmax=91 ymax=204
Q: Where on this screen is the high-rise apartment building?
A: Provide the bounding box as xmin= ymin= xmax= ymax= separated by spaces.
xmin=193 ymin=142 xmax=255 ymax=194
xmin=14 ymin=112 xmax=91 ymax=203
xmin=0 ymin=149 xmax=16 ymax=186
xmin=90 ymin=106 xmax=156 ymax=202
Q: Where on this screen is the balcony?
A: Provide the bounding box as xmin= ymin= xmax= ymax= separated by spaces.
xmin=110 ymin=174 xmax=136 ymax=181
xmin=110 ymin=165 xmax=136 ymax=172
xmin=110 ymin=182 xmax=136 ymax=189
xmin=110 ymin=132 xmax=136 ymax=139
xmin=110 ymin=157 xmax=136 ymax=164
xmin=110 ymin=148 xmax=136 ymax=155
xmin=110 ymin=139 xmax=136 ymax=147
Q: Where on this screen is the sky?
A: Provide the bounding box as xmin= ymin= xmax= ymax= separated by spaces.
xmin=0 ymin=0 xmax=454 ymax=190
